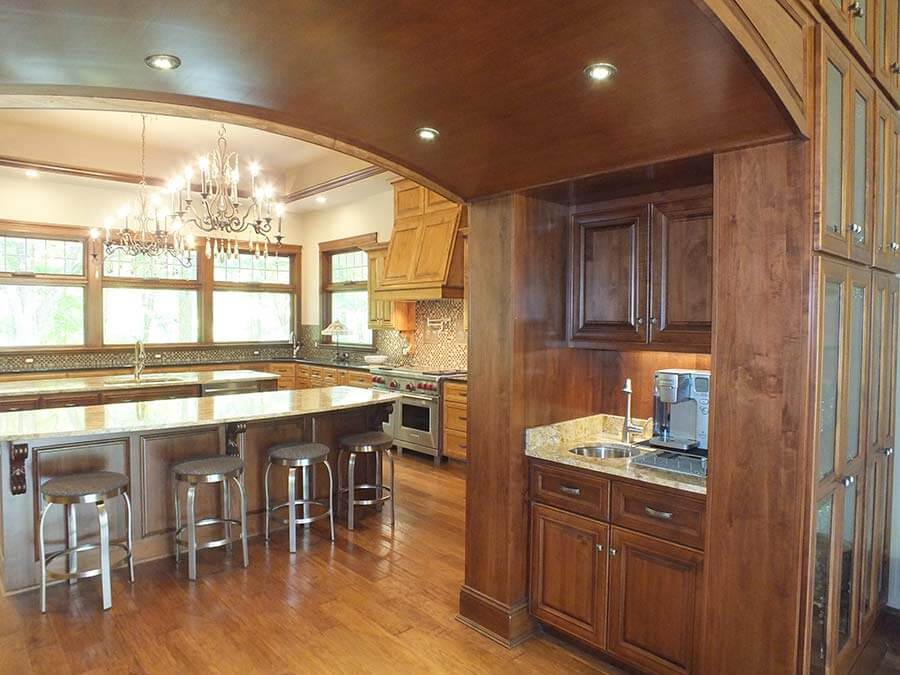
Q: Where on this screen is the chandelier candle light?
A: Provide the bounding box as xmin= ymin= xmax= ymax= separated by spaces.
xmin=90 ymin=115 xmax=195 ymax=267
xmin=170 ymin=124 xmax=286 ymax=262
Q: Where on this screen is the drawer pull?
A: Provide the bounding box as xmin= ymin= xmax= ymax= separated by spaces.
xmin=459 ymin=416 xmax=468 ymax=421
xmin=460 ymin=444 xmax=468 ymax=449
xmin=559 ymin=485 xmax=581 ymax=496
xmin=644 ymin=506 xmax=674 ymax=520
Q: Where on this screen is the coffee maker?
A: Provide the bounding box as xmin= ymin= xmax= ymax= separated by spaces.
xmin=650 ymin=369 xmax=710 ymax=453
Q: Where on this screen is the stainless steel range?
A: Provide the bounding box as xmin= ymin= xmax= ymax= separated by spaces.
xmin=370 ymin=366 xmax=466 ymax=465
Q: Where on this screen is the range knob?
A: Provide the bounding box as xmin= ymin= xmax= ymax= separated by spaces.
xmin=389 ymin=380 xmax=398 ymax=389
xmin=405 ymin=383 xmax=415 ymax=391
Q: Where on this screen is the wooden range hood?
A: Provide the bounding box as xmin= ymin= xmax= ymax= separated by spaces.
xmin=372 ymin=179 xmax=466 ymax=301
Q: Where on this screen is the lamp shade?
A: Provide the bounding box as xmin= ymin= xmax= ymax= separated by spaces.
xmin=321 ymin=320 xmax=351 ymax=336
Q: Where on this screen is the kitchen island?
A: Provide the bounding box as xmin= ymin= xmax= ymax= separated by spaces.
xmin=0 ymin=386 xmax=400 ymax=592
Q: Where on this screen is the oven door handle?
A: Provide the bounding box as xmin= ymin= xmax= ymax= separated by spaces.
xmin=400 ymin=393 xmax=437 ymax=403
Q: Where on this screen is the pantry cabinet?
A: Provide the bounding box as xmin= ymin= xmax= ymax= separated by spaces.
xmin=807 ymin=257 xmax=896 ymax=675
xmin=567 ymin=187 xmax=712 ymax=352
xmin=818 ymin=0 xmax=876 ymax=70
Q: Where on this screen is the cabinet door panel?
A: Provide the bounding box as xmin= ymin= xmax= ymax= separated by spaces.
xmin=607 ymin=527 xmax=703 ymax=675
xmin=848 ymin=0 xmax=876 ymax=69
xmin=874 ymin=0 xmax=900 ymax=103
xmin=849 ymin=69 xmax=874 ymax=263
xmin=819 ymin=35 xmax=851 ymax=258
xmin=810 ymin=493 xmax=835 ymax=674
xmin=410 ymin=208 xmax=459 ymax=283
xmin=844 ymin=268 xmax=870 ymax=469
xmin=816 ymin=259 xmax=847 ymax=481
xmin=834 ymin=474 xmax=862 ymax=670
xmin=872 ymin=97 xmax=896 ymax=271
xmin=530 ymin=503 xmax=608 ymax=648
xmin=394 ymin=180 xmax=424 ymax=218
xmin=569 ymin=206 xmax=648 ymax=345
xmin=382 ymin=216 xmax=421 ymax=285
xmin=649 ymin=195 xmax=712 ymax=351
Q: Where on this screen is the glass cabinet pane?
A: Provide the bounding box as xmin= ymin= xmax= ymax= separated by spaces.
xmin=819 ymin=278 xmax=844 ymax=479
xmin=853 ymin=0 xmax=868 ymax=43
xmin=851 ymin=92 xmax=868 ymax=244
xmin=837 ymin=480 xmax=858 ymax=650
xmin=811 ymin=495 xmax=834 ymax=675
xmin=825 ymin=61 xmax=845 ymax=236
xmin=861 ymin=461 xmax=878 ymax=616
xmin=846 ymin=282 xmax=866 ymax=460
xmin=876 ymin=115 xmax=887 ymax=251
xmin=871 ymin=290 xmax=884 ymax=438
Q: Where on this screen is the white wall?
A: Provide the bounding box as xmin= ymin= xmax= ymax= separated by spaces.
xmin=282 ymin=189 xmax=394 ymax=325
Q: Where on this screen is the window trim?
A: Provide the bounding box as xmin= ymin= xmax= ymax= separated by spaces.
xmin=319 ymin=233 xmax=377 ymax=348
xmin=0 ymin=219 xmax=302 ymax=351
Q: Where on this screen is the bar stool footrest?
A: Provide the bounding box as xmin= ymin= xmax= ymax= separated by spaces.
xmin=45 ymin=542 xmax=132 ymax=582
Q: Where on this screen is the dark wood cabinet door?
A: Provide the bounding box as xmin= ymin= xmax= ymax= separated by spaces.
xmin=649 ymin=194 xmax=713 ymax=351
xmin=568 ymin=205 xmax=648 ymax=346
xmin=607 ymin=527 xmax=704 ymax=675
xmin=529 ymin=503 xmax=609 ymax=648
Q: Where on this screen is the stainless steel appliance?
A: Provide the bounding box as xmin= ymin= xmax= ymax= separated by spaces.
xmin=370 ymin=366 xmax=466 ymax=465
xmin=650 ymin=369 xmax=710 ymax=452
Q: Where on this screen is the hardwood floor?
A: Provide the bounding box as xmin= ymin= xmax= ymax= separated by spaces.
xmin=851 ymin=611 xmax=900 ymax=674
xmin=0 ymin=454 xmax=622 ymax=674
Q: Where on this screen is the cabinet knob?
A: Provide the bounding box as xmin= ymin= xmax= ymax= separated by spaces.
xmin=609 ymin=548 xmax=618 ymax=556
xmin=891 ymin=242 xmax=899 ymax=252
xmin=884 ymin=447 xmax=894 ymax=457
xmin=892 ymin=63 xmax=900 ymax=74
xmin=849 ymin=1 xmax=864 ymax=16
xmin=849 ymin=223 xmax=862 ymax=234
xmin=649 ymin=317 xmax=658 ymax=325
xmin=840 ymin=475 xmax=855 ymax=487
xmin=636 ymin=317 xmax=644 ymax=326
xmin=596 ymin=543 xmax=604 ymax=553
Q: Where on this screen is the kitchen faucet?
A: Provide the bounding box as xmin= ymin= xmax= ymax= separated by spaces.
xmin=621 ymin=378 xmax=643 ymax=444
xmin=133 ymin=340 xmax=146 ymax=381
xmin=290 ymin=330 xmax=301 ymax=358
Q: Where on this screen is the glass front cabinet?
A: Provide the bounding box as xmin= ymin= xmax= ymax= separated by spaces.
xmin=809 ymin=257 xmax=897 ymax=674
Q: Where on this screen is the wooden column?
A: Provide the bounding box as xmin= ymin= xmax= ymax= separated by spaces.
xmin=702 ymin=139 xmax=813 ymax=673
xmin=459 ymin=192 xmax=604 ymax=645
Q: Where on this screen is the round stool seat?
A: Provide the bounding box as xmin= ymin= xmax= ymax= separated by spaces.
xmin=41 ymin=471 xmax=128 ymax=505
xmin=339 ymin=431 xmax=393 ymax=453
xmin=268 ymin=442 xmax=330 ymax=467
xmin=173 ymin=455 xmax=243 ymax=483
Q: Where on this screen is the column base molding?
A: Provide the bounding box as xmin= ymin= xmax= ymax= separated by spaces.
xmin=457 ymin=584 xmax=536 ymax=648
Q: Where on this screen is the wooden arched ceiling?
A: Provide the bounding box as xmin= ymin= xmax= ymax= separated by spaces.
xmin=0 ymin=1 xmax=799 ymax=200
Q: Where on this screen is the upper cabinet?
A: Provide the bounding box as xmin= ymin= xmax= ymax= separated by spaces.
xmin=360 ymin=241 xmax=415 ymax=332
xmin=818 ymin=0 xmax=876 ymax=70
xmin=817 ymin=29 xmax=877 ymax=264
xmin=872 ymin=92 xmax=900 ymax=271
xmin=567 ymin=187 xmax=712 ymax=353
xmin=376 ymin=179 xmax=466 ymax=301
xmin=874 ymin=0 xmax=900 ymax=102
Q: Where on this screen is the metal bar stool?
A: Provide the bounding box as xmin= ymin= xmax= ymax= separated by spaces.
xmin=38 ymin=471 xmax=134 ymax=613
xmin=264 ymin=442 xmax=335 ymax=552
xmin=337 ymin=431 xmax=395 ymax=530
xmin=172 ymin=455 xmax=248 ymax=581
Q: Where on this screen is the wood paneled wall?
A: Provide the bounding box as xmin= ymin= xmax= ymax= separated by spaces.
xmin=461 ymin=190 xmax=709 ymax=645
xmin=702 ymin=139 xmax=813 ymax=673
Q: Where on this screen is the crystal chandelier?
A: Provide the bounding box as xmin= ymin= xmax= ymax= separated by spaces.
xmin=168 ymin=124 xmax=285 ymax=261
xmin=90 ymin=115 xmax=195 ymax=267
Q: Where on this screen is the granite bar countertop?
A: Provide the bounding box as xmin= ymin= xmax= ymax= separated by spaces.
xmin=525 ymin=413 xmax=706 ymax=495
xmin=0 ymin=369 xmax=278 ymax=398
xmin=0 ymin=386 xmax=401 ymax=442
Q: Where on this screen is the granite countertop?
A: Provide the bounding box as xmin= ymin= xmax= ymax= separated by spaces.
xmin=525 ymin=413 xmax=706 ymax=496
xmin=0 ymin=369 xmax=278 ymax=398
xmin=0 ymin=386 xmax=401 ymax=442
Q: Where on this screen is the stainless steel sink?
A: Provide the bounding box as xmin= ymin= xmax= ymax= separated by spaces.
xmin=569 ymin=443 xmax=640 ymax=460
xmin=103 ymin=374 xmax=188 ymax=385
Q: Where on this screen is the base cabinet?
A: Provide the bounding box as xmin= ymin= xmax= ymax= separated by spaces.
xmin=607 ymin=527 xmax=704 ymax=675
xmin=529 ymin=461 xmax=705 ymax=673
xmin=530 ymin=504 xmax=609 ymax=648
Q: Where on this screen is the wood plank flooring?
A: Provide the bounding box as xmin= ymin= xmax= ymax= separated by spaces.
xmin=0 ymin=454 xmax=621 ymax=674
xmin=851 ymin=611 xmax=900 ymax=674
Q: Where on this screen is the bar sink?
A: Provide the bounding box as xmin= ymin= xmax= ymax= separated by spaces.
xmin=569 ymin=443 xmax=640 ymax=460
xmin=103 ymin=374 xmax=188 ymax=385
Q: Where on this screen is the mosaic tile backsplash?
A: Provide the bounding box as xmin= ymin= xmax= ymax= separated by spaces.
xmin=0 ymin=299 xmax=467 ymax=374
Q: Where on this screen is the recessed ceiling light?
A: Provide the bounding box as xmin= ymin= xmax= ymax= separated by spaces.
xmin=584 ymin=62 xmax=617 ymax=82
xmin=144 ymin=54 xmax=182 ymax=71
xmin=415 ymin=127 xmax=440 ymax=142
xmin=25 ymin=169 xmax=39 ymax=178
xmin=315 ymin=195 xmax=328 ymax=204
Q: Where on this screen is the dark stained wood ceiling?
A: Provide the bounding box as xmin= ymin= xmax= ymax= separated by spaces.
xmin=0 ymin=1 xmax=795 ymax=200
